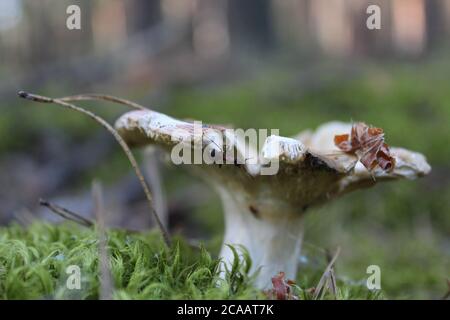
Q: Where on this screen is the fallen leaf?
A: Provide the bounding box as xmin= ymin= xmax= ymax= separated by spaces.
xmin=335 ymin=122 xmax=395 ymax=172
xmin=269 ymin=272 xmax=298 ymax=300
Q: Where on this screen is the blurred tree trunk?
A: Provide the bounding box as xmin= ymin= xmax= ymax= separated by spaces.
xmin=425 ymin=0 xmax=448 ymax=50
xmin=22 ymin=1 xmax=93 ymax=65
xmin=227 ymin=0 xmax=274 ymax=50
xmin=125 ymin=0 xmax=162 ymax=33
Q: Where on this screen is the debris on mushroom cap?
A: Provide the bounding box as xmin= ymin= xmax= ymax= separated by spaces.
xmin=302 ymin=121 xmax=429 ymax=175
xmin=115 ymin=110 xmax=228 ymax=153
xmin=261 ymin=136 xmax=307 ymax=163
xmin=334 ymin=122 xmax=395 ymax=172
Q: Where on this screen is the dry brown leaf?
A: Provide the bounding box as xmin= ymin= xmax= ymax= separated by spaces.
xmin=334 ymin=122 xmax=395 ymax=172
xmin=268 ymin=272 xmax=298 ymax=300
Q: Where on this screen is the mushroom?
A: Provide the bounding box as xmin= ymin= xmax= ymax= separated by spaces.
xmin=115 ymin=110 xmax=431 ymax=288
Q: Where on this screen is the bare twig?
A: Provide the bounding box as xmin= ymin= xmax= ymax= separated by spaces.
xmin=39 ymin=198 xmax=93 ymax=227
xmin=328 ymin=266 xmax=338 ymax=298
xmin=442 ymin=279 xmax=450 ymax=300
xmin=19 ymin=91 xmax=171 ymax=247
xmin=92 ymin=181 xmax=114 ymax=300
xmin=313 ymin=247 xmax=341 ymax=300
xmin=144 ymin=147 xmax=168 ymax=228
xmin=58 ymin=93 xmax=149 ymax=110
xmin=325 ymin=248 xmax=338 ymax=298
xmin=13 ymin=208 xmax=36 ymax=226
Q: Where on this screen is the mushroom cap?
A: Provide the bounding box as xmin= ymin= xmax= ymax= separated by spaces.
xmin=115 ymin=110 xmax=431 ymax=220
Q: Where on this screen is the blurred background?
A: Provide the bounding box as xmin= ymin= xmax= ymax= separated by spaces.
xmin=0 ymin=0 xmax=449 ymax=299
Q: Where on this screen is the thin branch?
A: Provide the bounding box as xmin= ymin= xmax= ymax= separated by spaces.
xmin=325 ymin=248 xmax=338 ymax=298
xmin=92 ymin=181 xmax=114 ymax=300
xmin=328 ymin=266 xmax=338 ymax=299
xmin=13 ymin=208 xmax=36 ymax=226
xmin=144 ymin=147 xmax=168 ymax=228
xmin=19 ymin=91 xmax=171 ymax=247
xmin=58 ymin=93 xmax=149 ymax=110
xmin=39 ymin=198 xmax=93 ymax=227
xmin=313 ymin=247 xmax=341 ymax=300
xmin=442 ymin=279 xmax=450 ymax=300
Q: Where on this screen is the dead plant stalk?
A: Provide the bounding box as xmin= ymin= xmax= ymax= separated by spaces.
xmin=18 ymin=91 xmax=171 ymax=247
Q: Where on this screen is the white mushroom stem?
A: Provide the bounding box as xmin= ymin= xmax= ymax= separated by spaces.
xmin=216 ymin=185 xmax=304 ymax=288
xmin=116 ymin=111 xmax=431 ymax=289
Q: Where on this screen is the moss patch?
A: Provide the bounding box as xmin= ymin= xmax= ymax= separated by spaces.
xmin=0 ymin=222 xmax=381 ymax=300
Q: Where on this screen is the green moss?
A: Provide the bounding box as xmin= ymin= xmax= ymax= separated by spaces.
xmin=0 ymin=222 xmax=382 ymax=300
xmin=0 ymin=223 xmax=261 ymax=300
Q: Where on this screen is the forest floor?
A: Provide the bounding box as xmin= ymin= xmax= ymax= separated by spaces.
xmin=0 ymin=57 xmax=449 ymax=299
